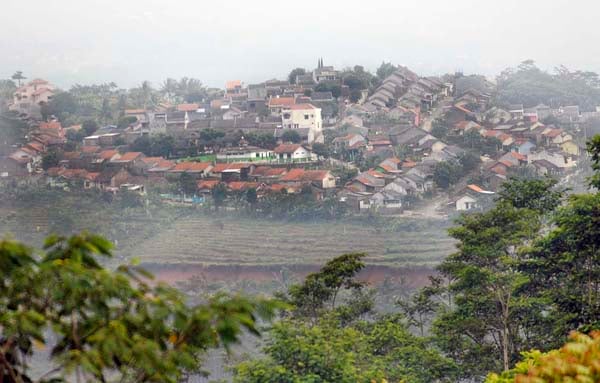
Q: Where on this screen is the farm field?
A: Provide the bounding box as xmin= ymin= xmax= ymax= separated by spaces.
xmin=130 ymin=215 xmax=455 ymax=268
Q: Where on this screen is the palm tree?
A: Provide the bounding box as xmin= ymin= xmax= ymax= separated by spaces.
xmin=11 ymin=71 xmax=26 ymax=86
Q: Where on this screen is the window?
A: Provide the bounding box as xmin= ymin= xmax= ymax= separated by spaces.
xmin=283 ymin=113 xmax=291 ymax=119
xmin=293 ymin=124 xmax=299 ymax=129
xmin=304 ymin=114 xmax=309 ymax=120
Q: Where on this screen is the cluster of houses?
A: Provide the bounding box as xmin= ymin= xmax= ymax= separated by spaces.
xmin=1 ymin=64 xmax=591 ymax=215
xmin=28 ymin=129 xmax=337 ymax=201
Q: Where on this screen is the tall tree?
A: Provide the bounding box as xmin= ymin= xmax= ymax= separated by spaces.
xmin=11 ymin=71 xmax=26 ymax=86
xmin=434 ymin=184 xmax=552 ymax=378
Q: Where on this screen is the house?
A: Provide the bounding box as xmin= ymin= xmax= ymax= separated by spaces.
xmin=109 ymin=152 xmax=146 ymax=174
xmin=268 ymin=96 xmax=295 ymax=116
xmin=561 ymin=140 xmax=580 ymax=156
xmin=455 ymin=184 xmax=495 ymax=211
xmin=249 ymin=166 xmax=288 ymax=183
xmin=227 ymin=181 xmax=260 ymax=192
xmin=10 ymin=79 xmax=55 ymax=117
xmin=377 ymin=157 xmax=402 ymax=174
xmin=226 ymin=80 xmax=243 ymax=95
xmin=332 ymin=133 xmax=367 ymax=153
xmin=400 ymin=173 xmax=432 ymax=194
xmin=347 ymin=172 xmax=385 ymax=193
xmin=147 ymin=159 xmax=176 ymax=178
xmin=369 ymin=190 xmax=405 ymax=213
xmin=280 ymin=168 xmax=336 ymax=189
xmin=211 ymin=163 xmax=255 ymax=181
xmin=508 ymin=104 xmax=524 ymax=119
xmin=95 ymin=167 xmax=133 ymax=191
xmin=223 ymin=106 xmax=245 ymax=120
xmin=281 ymin=104 xmax=323 ymax=143
xmin=216 ymin=145 xmax=274 ymax=162
xmin=273 ymin=144 xmax=315 ymax=162
xmin=168 ymin=162 xmax=213 ymax=178
xmin=511 ymin=139 xmax=536 ymax=155
xmin=532 ymin=159 xmax=562 ymax=177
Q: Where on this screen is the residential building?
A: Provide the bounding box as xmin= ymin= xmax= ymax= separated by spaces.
xmin=10 ymin=79 xmax=55 ymax=117
xmin=273 ymin=144 xmax=315 ymax=162
xmin=280 ymin=104 xmax=323 ymax=143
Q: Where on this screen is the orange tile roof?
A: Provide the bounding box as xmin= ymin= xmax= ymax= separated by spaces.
xmin=117 ymin=152 xmax=143 ymax=162
xmin=81 ymin=146 xmax=100 ymax=154
xmin=99 ymin=150 xmax=119 ymax=160
xmin=211 ymin=163 xmax=251 ymax=173
xmin=287 ymin=103 xmax=317 ymax=110
xmin=227 ymin=181 xmax=259 ymax=191
xmin=176 ymin=103 xmax=199 ymax=112
xmin=170 ymin=161 xmax=212 ymax=172
xmin=280 ymin=169 xmax=329 ymax=182
xmin=252 ymin=166 xmax=287 ymax=177
xmin=197 ymin=180 xmax=220 ymax=190
xmin=140 ymin=156 xmax=164 ymax=165
xmin=467 ymin=184 xmax=484 ymax=193
xmin=268 ymin=97 xmax=295 ymax=107
xmin=509 ymin=151 xmax=527 ymax=161
xmin=39 ymin=121 xmax=62 ymax=130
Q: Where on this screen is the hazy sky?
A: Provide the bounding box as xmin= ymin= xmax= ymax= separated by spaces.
xmin=2 ymin=0 xmax=598 ymax=89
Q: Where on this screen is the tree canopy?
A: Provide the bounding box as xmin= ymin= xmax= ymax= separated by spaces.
xmin=0 ymin=233 xmax=278 ymax=383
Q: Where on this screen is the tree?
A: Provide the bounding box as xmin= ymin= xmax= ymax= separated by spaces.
xmin=82 ymin=119 xmax=99 ymax=136
xmin=376 ymin=62 xmax=396 ymax=80
xmin=486 ymin=331 xmax=600 ymax=383
xmin=41 ymin=150 xmax=60 ymax=170
xmin=433 ymin=160 xmax=462 ymax=189
xmin=349 ymin=88 xmax=362 ymax=103
xmin=235 ymin=254 xmax=458 ymax=383
xmin=178 ymin=172 xmax=197 ymax=196
xmin=498 ymin=177 xmax=564 ymax=214
xmin=434 ymin=192 xmax=548 ymax=378
xmin=11 ymin=71 xmax=26 ymax=86
xmin=0 ymin=233 xmax=277 ymax=383
xmin=212 ymin=182 xmax=228 ymax=210
xmin=458 ymin=151 xmax=481 ymax=173
xmin=246 ymin=188 xmax=257 ymax=205
xmin=311 ymin=142 xmax=329 ymax=158
xmin=288 ymin=68 xmax=306 ymax=84
xmin=280 ymin=129 xmax=302 ymax=144
xmin=315 ymin=82 xmax=342 ymax=98
xmin=287 ymin=253 xmax=367 ymax=321
xmin=117 ymin=115 xmax=137 ymax=128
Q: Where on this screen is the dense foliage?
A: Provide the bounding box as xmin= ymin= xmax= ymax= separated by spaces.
xmin=486 ymin=331 xmax=600 ymax=383
xmin=496 ymin=60 xmax=600 ymax=110
xmin=0 ymin=233 xmax=278 ymax=382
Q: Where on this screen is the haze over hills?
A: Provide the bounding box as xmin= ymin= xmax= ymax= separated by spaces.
xmin=3 ymin=0 xmax=600 ymax=88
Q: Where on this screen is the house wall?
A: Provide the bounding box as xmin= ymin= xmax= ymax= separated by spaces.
xmin=321 ymin=173 xmax=336 ymax=189
xmin=456 ymin=196 xmax=478 ymax=211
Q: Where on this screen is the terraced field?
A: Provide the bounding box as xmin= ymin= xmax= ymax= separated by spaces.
xmin=131 ymin=215 xmax=455 ymax=268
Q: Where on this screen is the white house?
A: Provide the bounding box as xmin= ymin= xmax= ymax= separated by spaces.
xmin=273 ymin=144 xmax=315 ymax=162
xmin=216 ymin=145 xmax=274 ymax=162
xmin=281 ymin=104 xmax=323 ymax=144
xmin=455 ymin=184 xmax=495 ymax=211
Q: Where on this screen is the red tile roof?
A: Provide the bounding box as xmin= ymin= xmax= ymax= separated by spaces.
xmin=509 ymin=151 xmax=527 ymax=161
xmin=543 ymin=128 xmax=563 ymax=138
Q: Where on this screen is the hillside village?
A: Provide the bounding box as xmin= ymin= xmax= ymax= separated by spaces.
xmin=0 ymin=61 xmax=591 ymax=216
